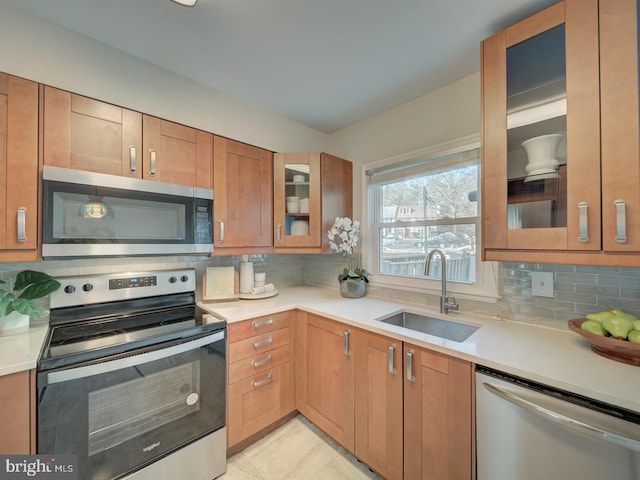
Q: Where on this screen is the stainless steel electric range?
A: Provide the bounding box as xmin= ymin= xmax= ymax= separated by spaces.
xmin=37 ymin=269 xmax=227 ymax=480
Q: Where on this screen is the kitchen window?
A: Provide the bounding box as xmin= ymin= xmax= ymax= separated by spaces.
xmin=364 ymin=135 xmax=498 ymax=301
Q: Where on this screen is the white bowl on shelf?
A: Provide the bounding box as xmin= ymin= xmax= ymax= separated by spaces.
xmin=291 ymin=220 xmax=309 ymax=235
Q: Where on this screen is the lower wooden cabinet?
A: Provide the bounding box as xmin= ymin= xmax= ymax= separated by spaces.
xmin=227 ymin=311 xmax=295 ymax=450
xmin=404 ymin=343 xmax=473 ymax=480
xmin=0 ymin=369 xmax=35 ymax=454
xmin=296 ymin=312 xmax=355 ymax=453
xmin=230 ymin=310 xmax=474 ymax=479
xmin=354 ymin=330 xmax=404 ymax=480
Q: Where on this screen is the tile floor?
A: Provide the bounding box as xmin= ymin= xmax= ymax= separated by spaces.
xmin=220 ymin=415 xmax=383 ymax=480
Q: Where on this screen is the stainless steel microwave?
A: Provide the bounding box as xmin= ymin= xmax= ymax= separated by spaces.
xmin=42 ymin=166 xmax=213 ymax=258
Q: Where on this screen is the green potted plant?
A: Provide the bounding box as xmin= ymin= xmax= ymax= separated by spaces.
xmin=0 ymin=270 xmax=61 ymax=336
xmin=327 ymin=217 xmax=370 ymax=298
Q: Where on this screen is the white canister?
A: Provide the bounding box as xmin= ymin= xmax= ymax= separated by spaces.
xmin=239 ymin=260 xmax=254 ymax=294
xmin=299 ymin=198 xmax=310 ymax=213
xmin=293 ymin=174 xmax=305 ymax=183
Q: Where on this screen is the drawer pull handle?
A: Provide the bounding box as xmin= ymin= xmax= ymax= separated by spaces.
xmin=578 ymin=202 xmax=588 ymax=243
xmin=252 ymin=373 xmax=273 ymax=388
xmin=252 ymin=337 xmax=273 ymax=348
xmin=388 ymin=344 xmax=397 ymax=374
xmin=252 ymin=318 xmax=273 ymax=329
xmin=406 ymin=349 xmax=416 ymax=383
xmin=17 ymin=207 xmax=27 ymax=243
xmin=615 ymin=199 xmax=627 ymax=243
xmin=251 ymin=355 xmax=273 ymax=368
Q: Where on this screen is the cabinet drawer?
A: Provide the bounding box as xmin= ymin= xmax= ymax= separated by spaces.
xmin=228 ymin=327 xmax=290 ymax=362
xmin=227 ymin=363 xmax=293 ymax=447
xmin=229 ymin=344 xmax=290 ymax=384
xmin=228 ymin=311 xmax=290 ymax=342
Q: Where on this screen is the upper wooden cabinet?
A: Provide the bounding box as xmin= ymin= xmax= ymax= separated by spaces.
xmin=142 ymin=115 xmax=212 ymax=189
xmin=0 ymin=74 xmax=39 ymax=262
xmin=482 ymin=0 xmax=602 ymax=263
xmin=483 ymin=0 xmax=640 ymax=266
xmin=213 ymin=136 xmax=273 ymax=253
xmin=42 ymin=86 xmax=212 ymax=189
xmin=274 ymin=152 xmax=352 ymax=253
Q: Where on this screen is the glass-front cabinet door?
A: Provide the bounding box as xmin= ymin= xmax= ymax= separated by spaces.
xmin=482 ymin=0 xmax=600 ymax=258
xmin=600 ymin=0 xmax=640 ymax=252
xmin=273 ymin=153 xmax=321 ymax=248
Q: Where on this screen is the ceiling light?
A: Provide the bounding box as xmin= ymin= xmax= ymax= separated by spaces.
xmin=170 ymin=0 xmax=198 ymax=6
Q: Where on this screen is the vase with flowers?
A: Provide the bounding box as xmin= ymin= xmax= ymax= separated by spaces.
xmin=327 ymin=217 xmax=370 ymax=298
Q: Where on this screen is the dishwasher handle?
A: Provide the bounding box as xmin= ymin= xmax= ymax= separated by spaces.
xmin=483 ymin=382 xmax=640 ymax=453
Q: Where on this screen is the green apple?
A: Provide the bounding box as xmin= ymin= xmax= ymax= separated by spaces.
xmin=585 ymin=311 xmax=614 ymax=323
xmin=633 ymin=319 xmax=640 ymax=331
xmin=602 ymin=315 xmax=634 ymax=339
xmin=628 ymin=330 xmax=640 ymax=343
xmin=581 ymin=320 xmax=606 ymax=336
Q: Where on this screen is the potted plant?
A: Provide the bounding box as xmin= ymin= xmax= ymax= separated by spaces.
xmin=327 ymin=217 xmax=370 ymax=298
xmin=0 ymin=270 xmax=61 ymax=336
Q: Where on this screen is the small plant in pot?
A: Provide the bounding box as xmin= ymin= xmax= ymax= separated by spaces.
xmin=327 ymin=217 xmax=370 ymax=298
xmin=0 ymin=270 xmax=61 ymax=336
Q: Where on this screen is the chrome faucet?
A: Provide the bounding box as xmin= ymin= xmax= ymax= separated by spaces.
xmin=424 ymin=249 xmax=459 ymax=314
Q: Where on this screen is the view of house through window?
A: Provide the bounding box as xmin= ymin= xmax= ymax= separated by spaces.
xmin=368 ymin=145 xmax=480 ymax=285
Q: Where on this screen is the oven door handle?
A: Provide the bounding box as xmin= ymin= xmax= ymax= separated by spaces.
xmin=46 ymin=331 xmax=225 ymax=385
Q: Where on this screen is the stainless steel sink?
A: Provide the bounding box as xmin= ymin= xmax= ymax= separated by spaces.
xmin=379 ymin=311 xmax=479 ymax=342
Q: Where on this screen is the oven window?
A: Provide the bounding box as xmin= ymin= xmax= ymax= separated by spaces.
xmin=88 ymin=362 xmax=200 ymax=456
xmin=53 ymin=192 xmax=186 ymax=241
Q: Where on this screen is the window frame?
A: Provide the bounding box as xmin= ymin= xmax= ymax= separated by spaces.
xmin=362 ymin=134 xmax=499 ymax=303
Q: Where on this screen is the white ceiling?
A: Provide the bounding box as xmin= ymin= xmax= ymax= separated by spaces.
xmin=6 ymin=0 xmax=558 ymax=133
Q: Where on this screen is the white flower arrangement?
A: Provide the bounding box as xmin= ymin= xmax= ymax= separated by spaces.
xmin=327 ymin=217 xmax=370 ymax=283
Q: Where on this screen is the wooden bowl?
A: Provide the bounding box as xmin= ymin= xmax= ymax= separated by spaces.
xmin=568 ymin=319 xmax=640 ymax=366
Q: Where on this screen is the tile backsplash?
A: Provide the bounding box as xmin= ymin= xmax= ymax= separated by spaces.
xmin=2 ymin=254 xmax=640 ymax=331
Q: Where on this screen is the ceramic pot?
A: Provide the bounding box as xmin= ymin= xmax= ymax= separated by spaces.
xmin=339 ymin=277 xmax=366 ymax=298
xmin=0 ymin=311 xmax=30 ymax=336
xmin=521 ymin=133 xmax=563 ymax=181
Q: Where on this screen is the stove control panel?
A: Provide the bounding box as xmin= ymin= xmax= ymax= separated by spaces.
xmin=50 ymin=269 xmax=196 ymax=309
xmin=109 ymin=275 xmax=158 ymax=290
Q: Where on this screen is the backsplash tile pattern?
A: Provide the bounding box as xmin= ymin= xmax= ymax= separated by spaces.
xmin=2 ymin=253 xmax=640 ymax=332
xmin=303 ymin=256 xmax=640 ymax=330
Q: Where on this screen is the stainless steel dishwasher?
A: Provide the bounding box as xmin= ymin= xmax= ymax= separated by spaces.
xmin=475 ymin=365 xmax=640 ymax=480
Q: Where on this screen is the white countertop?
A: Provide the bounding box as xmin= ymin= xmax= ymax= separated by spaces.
xmin=0 ymin=324 xmax=48 ymax=376
xmin=2 ymin=286 xmax=637 ymax=414
xmin=201 ymin=286 xmax=640 ymax=413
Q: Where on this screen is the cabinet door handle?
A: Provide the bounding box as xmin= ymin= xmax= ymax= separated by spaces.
xmin=388 ymin=344 xmax=397 ymax=374
xmin=149 ymin=149 xmax=156 ymax=176
xmin=343 ymin=330 xmax=351 ymax=356
xmin=406 ymin=349 xmax=416 ymax=382
xmin=251 ymin=355 xmax=273 ymax=368
xmin=129 ymin=145 xmax=137 ymax=174
xmin=217 ymin=220 xmax=225 ymax=243
xmin=251 ymin=373 xmax=273 ymax=388
xmin=252 ymin=318 xmax=273 ymax=329
xmin=276 ymin=223 xmax=282 ymax=243
xmin=615 ymin=199 xmax=627 ymax=243
xmin=16 ymin=207 xmax=27 ymax=243
xmin=578 ymin=202 xmax=588 ymax=243
xmin=252 ymin=336 xmax=273 ymax=348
